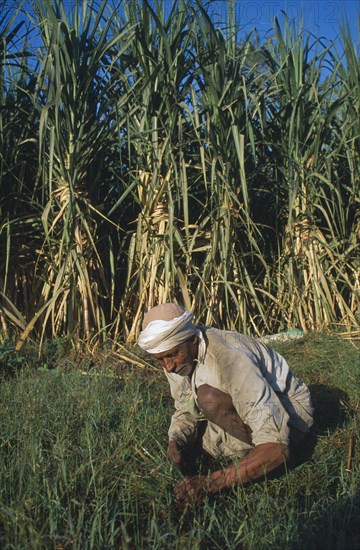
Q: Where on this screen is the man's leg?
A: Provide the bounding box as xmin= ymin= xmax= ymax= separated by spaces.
xmin=197 ymin=384 xmax=253 ymax=444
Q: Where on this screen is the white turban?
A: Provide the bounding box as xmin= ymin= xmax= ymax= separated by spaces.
xmin=138 ymin=305 xmax=200 ymax=354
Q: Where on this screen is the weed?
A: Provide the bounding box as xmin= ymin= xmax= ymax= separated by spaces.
xmin=0 ymin=334 xmax=359 ymax=549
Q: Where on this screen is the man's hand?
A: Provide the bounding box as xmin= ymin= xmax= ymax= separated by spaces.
xmin=167 ymin=440 xmax=198 ymax=476
xmin=167 ymin=440 xmax=183 ymax=466
xmin=174 ymin=475 xmax=211 ymax=505
xmin=174 ymin=471 xmax=226 ymax=506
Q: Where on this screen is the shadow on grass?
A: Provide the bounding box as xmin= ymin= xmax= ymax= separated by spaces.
xmin=287 ymin=383 xmax=350 ymax=470
xmin=300 ymin=493 xmax=360 ymax=550
xmin=310 ymin=383 xmax=350 ymax=431
xmin=194 ymin=493 xmax=360 ymax=550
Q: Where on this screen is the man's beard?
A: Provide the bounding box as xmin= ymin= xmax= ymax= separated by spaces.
xmin=175 ymin=361 xmax=194 ymax=376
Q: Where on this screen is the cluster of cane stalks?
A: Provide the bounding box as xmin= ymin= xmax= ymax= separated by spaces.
xmin=0 ymin=0 xmax=358 ymax=349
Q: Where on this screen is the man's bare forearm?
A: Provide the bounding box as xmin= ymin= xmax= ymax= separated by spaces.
xmin=173 ymin=442 xmax=289 ymax=505
xmin=208 ymin=442 xmax=289 ymax=493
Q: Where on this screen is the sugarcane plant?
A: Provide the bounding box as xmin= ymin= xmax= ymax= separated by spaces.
xmin=257 ymin=16 xmax=359 ymax=331
xmin=10 ymin=0 xmax=135 ymax=348
xmin=0 ymin=0 xmax=358 ymax=349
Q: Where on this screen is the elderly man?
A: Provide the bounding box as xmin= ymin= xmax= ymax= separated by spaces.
xmin=138 ymin=303 xmax=314 ymax=505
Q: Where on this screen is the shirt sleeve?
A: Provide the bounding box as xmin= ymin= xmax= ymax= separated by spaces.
xmin=221 ymin=349 xmax=291 ymax=446
xmin=165 ymin=371 xmax=200 ymax=447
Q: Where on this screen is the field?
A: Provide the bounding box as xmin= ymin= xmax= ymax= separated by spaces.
xmin=0 ymin=0 xmax=359 ymax=346
xmin=1 ymin=2 xmax=359 ymax=547
xmin=0 ymin=333 xmax=359 ymax=549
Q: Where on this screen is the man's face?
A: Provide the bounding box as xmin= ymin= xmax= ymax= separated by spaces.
xmin=152 ymin=337 xmax=198 ymax=376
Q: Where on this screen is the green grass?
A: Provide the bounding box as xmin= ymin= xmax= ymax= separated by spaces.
xmin=1 ymin=1 xmax=358 ymax=345
xmin=0 ymin=334 xmax=359 ymax=549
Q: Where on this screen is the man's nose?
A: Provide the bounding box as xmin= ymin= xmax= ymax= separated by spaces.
xmin=163 ymin=358 xmax=175 ymax=372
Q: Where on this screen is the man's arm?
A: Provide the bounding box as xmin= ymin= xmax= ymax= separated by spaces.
xmin=165 ymin=371 xmax=200 ymax=467
xmin=166 ymin=405 xmax=200 ymax=470
xmin=174 ymin=441 xmax=289 ymax=505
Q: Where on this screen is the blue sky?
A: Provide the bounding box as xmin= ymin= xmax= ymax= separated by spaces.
xmin=3 ymin=0 xmax=359 ymax=52
xmin=206 ymin=0 xmax=359 ymax=45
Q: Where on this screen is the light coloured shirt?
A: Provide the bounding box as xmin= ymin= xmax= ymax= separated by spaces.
xmin=165 ymin=328 xmax=314 ymax=457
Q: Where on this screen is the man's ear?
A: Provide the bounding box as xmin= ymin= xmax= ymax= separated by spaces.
xmin=191 ymin=335 xmax=198 ymax=344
